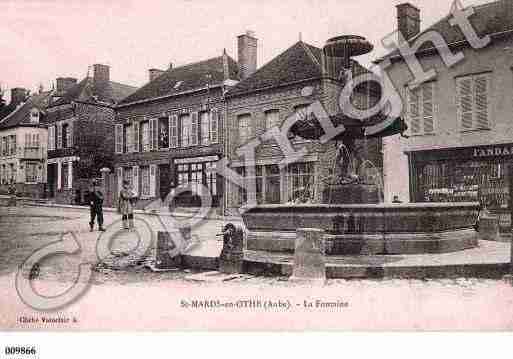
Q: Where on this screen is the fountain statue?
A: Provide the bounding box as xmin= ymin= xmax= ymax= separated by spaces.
xmin=240 ymin=35 xmax=480 ymax=256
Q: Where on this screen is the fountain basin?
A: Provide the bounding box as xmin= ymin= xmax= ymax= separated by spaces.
xmin=242 ymin=202 xmax=480 ymax=255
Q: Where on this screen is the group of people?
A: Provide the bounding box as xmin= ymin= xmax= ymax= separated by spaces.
xmin=87 ymin=179 xmax=138 ymax=232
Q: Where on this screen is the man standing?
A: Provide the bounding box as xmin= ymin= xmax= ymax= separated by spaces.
xmin=88 ymin=180 xmax=105 ymax=232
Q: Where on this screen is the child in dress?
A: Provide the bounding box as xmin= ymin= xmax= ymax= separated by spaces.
xmin=118 ymin=180 xmax=138 ymax=230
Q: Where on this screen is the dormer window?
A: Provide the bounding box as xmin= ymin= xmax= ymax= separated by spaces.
xmin=30 ymin=109 xmax=40 ymax=124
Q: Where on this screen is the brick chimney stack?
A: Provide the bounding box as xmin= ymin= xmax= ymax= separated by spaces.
xmin=10 ymin=88 xmax=27 ymax=107
xmin=56 ymin=77 xmax=77 ymax=94
xmin=148 ymin=68 xmax=165 ymax=82
xmin=238 ymin=30 xmax=258 ymax=80
xmin=93 ymin=64 xmax=110 ymax=87
xmin=396 ymin=3 xmax=421 ymax=43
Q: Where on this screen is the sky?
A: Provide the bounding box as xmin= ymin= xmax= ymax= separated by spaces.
xmin=0 ymin=0 xmax=491 ymax=101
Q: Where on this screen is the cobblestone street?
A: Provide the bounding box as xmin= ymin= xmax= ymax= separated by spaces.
xmin=1 ymin=204 xmax=513 ymax=330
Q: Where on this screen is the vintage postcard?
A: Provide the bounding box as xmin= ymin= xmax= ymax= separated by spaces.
xmin=1 ymin=0 xmax=513 ymax=339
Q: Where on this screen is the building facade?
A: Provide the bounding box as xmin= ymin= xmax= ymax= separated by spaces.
xmin=0 ymin=89 xmax=51 ymax=198
xmin=381 ymin=1 xmax=513 ymax=211
xmin=44 ymin=65 xmax=136 ymax=204
xmin=224 ymin=40 xmax=382 ymax=214
xmin=114 ymin=47 xmax=241 ymax=210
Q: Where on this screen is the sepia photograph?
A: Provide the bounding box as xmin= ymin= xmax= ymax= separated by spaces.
xmin=1 ymin=0 xmax=513 ymax=349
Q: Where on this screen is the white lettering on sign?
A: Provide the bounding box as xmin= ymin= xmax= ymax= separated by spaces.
xmin=473 ymin=146 xmax=513 ymax=157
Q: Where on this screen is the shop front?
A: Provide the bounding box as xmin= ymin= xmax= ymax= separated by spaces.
xmin=172 ymin=155 xmax=221 ymax=207
xmin=408 ymin=143 xmax=513 ymax=211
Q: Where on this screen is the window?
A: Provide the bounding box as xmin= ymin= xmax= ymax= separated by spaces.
xmin=140 ymin=166 xmax=151 ymax=197
xmin=286 ymin=162 xmax=315 ymax=203
xmin=205 ymin=161 xmax=217 ymax=196
xmin=158 ymin=117 xmax=169 ymax=149
xmin=456 ymin=73 xmax=490 ymax=131
xmin=141 ymin=121 xmax=151 ymax=152
xmin=406 ymin=81 xmax=436 ymax=136
xmin=292 ymin=105 xmax=310 ymax=140
xmin=238 ymin=114 xmax=252 ymax=142
xmin=124 ymin=124 xmax=133 ymax=153
xmin=265 ymin=110 xmax=280 ymax=129
xmin=1 ymin=137 xmax=7 ymax=156
xmin=26 ymin=162 xmax=38 ymax=183
xmin=9 ymin=135 xmax=16 ymax=155
xmin=62 ymin=163 xmax=69 ymax=189
xmin=9 ymin=163 xmax=16 ymax=183
xmin=123 ymin=167 xmax=133 ymax=187
xmin=200 ymin=112 xmax=210 ymax=145
xmin=62 ymin=124 xmax=68 ymax=148
xmin=181 ymin=114 xmax=191 ymax=147
xmin=48 ymin=126 xmax=55 ymax=151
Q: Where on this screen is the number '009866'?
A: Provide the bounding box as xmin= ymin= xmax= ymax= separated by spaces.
xmin=4 ymin=346 xmax=37 ymax=355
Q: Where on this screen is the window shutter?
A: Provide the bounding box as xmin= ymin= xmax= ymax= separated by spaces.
xmin=210 ymin=108 xmax=219 ymax=143
xmin=57 ymin=123 xmax=62 ymax=149
xmin=457 ymin=76 xmax=473 ymax=131
xmin=48 ymin=126 xmax=55 ymax=151
xmin=474 ymin=74 xmax=489 ymax=129
xmin=407 ymin=88 xmax=421 ymax=135
xmin=117 ymin=167 xmax=123 ymax=193
xmin=133 ymin=122 xmax=140 ymax=152
xmin=191 ymin=112 xmax=199 ymax=146
xmin=67 ymin=122 xmax=72 ymax=147
xmin=115 ymin=124 xmax=123 ymax=154
xmin=149 ymin=164 xmax=157 ymax=197
xmin=149 ymin=119 xmax=158 ymax=150
xmin=132 ymin=166 xmax=139 ymax=195
xmin=169 ymin=115 xmax=178 ymax=148
xmin=422 ymin=82 xmax=435 ymax=134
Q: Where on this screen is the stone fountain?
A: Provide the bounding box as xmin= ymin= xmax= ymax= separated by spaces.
xmin=241 ymin=35 xmax=480 ymax=256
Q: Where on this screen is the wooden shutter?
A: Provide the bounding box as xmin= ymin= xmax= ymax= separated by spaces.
xmin=422 ymin=82 xmax=435 ymax=134
xmin=191 ymin=112 xmax=199 ymax=146
xmin=68 ymin=121 xmax=73 ymax=147
xmin=149 ymin=119 xmax=158 ymax=150
xmin=133 ymin=122 xmax=140 ymax=152
xmin=407 ymin=87 xmax=421 ymax=135
xmin=117 ymin=167 xmax=123 ymax=193
xmin=210 ymin=108 xmax=219 ymax=143
xmin=56 ymin=123 xmax=62 ymax=149
xmin=115 ymin=124 xmax=123 ymax=154
xmin=169 ymin=115 xmax=178 ymax=148
xmin=149 ymin=164 xmax=157 ymax=197
xmin=457 ymin=76 xmax=473 ymax=131
xmin=48 ymin=126 xmax=55 ymax=150
xmin=474 ymin=74 xmax=489 ymax=129
xmin=132 ymin=166 xmax=139 ymax=195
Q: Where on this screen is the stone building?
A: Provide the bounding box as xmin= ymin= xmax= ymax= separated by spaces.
xmin=224 ymin=39 xmax=382 ymax=214
xmin=114 ymin=40 xmax=242 ymax=210
xmin=44 ymin=64 xmax=136 ymax=204
xmin=0 ymin=88 xmax=52 ymax=197
xmin=379 ymin=1 xmax=513 ymax=211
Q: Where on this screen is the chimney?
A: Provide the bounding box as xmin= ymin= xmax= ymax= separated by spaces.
xmin=10 ymin=88 xmax=27 ymax=107
xmin=396 ymin=3 xmax=421 ymax=43
xmin=168 ymin=62 xmax=173 ymax=70
xmin=93 ymin=64 xmax=110 ymax=87
xmin=148 ymin=68 xmax=165 ymax=82
xmin=237 ymin=30 xmax=258 ymax=80
xmin=56 ymin=77 xmax=77 ymax=94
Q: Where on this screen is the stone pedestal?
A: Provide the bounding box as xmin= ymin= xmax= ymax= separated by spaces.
xmin=322 ymin=184 xmax=380 ymax=204
xmin=155 ymin=231 xmax=182 ymax=269
xmin=219 ymin=223 xmax=244 ymax=274
xmin=290 ymin=228 xmax=326 ymax=283
xmin=478 ymin=216 xmax=499 ymax=241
